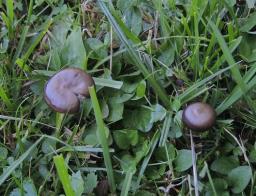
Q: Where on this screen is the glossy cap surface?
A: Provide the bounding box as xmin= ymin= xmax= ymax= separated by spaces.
xmin=44 ymin=68 xmax=94 ymax=113
xmin=182 ymin=102 xmax=216 ymax=131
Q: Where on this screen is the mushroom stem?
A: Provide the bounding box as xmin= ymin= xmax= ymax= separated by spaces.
xmin=190 ymin=130 xmax=199 ymax=196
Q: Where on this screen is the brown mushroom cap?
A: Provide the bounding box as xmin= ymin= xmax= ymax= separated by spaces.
xmin=182 ymin=102 xmax=216 ymax=131
xmin=44 ymin=68 xmax=94 ymax=113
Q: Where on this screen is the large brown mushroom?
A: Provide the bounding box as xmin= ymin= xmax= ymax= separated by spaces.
xmin=44 ymin=68 xmax=94 ymax=113
xmin=182 ymin=102 xmax=216 ymax=131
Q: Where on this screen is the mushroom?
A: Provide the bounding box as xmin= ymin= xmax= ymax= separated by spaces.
xmin=182 ymin=102 xmax=216 ymax=131
xmin=44 ymin=67 xmax=94 ymax=113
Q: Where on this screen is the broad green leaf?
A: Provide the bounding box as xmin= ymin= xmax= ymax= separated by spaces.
xmin=210 ymin=156 xmax=239 ymax=175
xmin=113 ymin=129 xmax=138 ymax=149
xmin=0 ymin=147 xmax=8 ymax=159
xmin=84 ymin=173 xmax=98 ymax=194
xmin=246 ymin=0 xmax=256 ymax=8
xmin=240 ymin=12 xmax=256 ymax=32
xmin=87 ymin=38 xmax=107 ymax=59
xmin=71 ymin=171 xmax=84 ymax=196
xmin=61 ymin=28 xmax=86 ymax=68
xmin=108 ymin=92 xmax=134 ymax=103
xmin=134 ymin=140 xmax=150 ymax=163
xmin=130 ymin=7 xmax=142 ymax=35
xmin=23 ymin=179 xmax=37 ymax=196
xmin=169 ymin=112 xmax=183 ymax=138
xmin=106 ymin=100 xmax=124 ymax=122
xmin=249 ymin=148 xmax=256 ymax=163
xmin=123 ymin=107 xmax=153 ymax=132
xmin=239 ymin=34 xmax=256 ymax=62
xmin=205 ymin=178 xmax=228 ymax=196
xmin=10 ymin=188 xmax=21 ymax=196
xmin=158 ymin=46 xmax=175 ymax=66
xmin=135 ymin=80 xmax=146 ymax=98
xmin=154 ymin=143 xmax=176 ymax=161
xmin=50 ymin=19 xmax=71 ymax=49
xmin=117 ymin=0 xmax=133 ymax=11
xmin=84 ymin=134 xmax=98 ymax=146
xmin=145 ymin=164 xmax=166 ymax=180
xmin=39 ymin=164 xmax=51 ymax=181
xmin=174 ymin=149 xmax=192 ymax=172
xmin=150 ymin=104 xmax=166 ymax=123
xmin=84 ymin=124 xmax=110 ymax=146
xmin=41 ymin=138 xmax=56 ymax=154
xmin=120 ymin=154 xmax=137 ymax=172
xmin=228 ymin=166 xmax=252 ymax=193
xmin=9 ymin=179 xmax=37 ymax=196
xmin=122 ymin=78 xmax=141 ymax=93
xmin=100 ymin=99 xmax=109 ymax=119
xmin=50 ymin=49 xmax=61 ymax=70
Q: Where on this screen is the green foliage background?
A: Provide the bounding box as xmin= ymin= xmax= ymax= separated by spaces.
xmin=1 ymin=0 xmax=256 ymax=195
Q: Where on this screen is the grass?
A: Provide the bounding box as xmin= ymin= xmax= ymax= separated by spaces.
xmin=89 ymin=86 xmax=116 ymax=193
xmin=1 ymin=0 xmax=256 ymax=195
xmin=53 ymin=154 xmax=75 ymax=196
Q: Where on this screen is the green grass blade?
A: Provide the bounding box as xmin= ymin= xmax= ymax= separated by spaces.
xmin=0 ymin=84 xmax=13 ymax=109
xmin=6 ymin=0 xmax=14 ymax=38
xmin=208 ymin=20 xmax=256 ymax=113
xmin=179 ymin=64 xmax=234 ymax=104
xmin=89 ymin=86 xmax=116 ymax=193
xmin=53 ymin=154 xmax=75 ymax=196
xmin=159 ymin=112 xmax=172 ymax=147
xmin=93 ymin=77 xmax=123 ymax=89
xmin=1 ymin=12 xmax=12 ymax=38
xmin=107 ymin=2 xmax=141 ymax=44
xmin=208 ymin=21 xmax=244 ymax=86
xmin=204 ymin=162 xmax=218 ymax=196
xmin=27 ymin=0 xmax=34 ymax=21
xmin=6 ymin=0 xmax=14 ymax=24
xmin=0 ymin=114 xmax=55 ymax=129
xmin=12 ymin=0 xmax=34 ymax=64
xmin=210 ymin=36 xmax=242 ymax=72
xmin=20 ymin=18 xmax=53 ymax=65
xmin=136 ymin=130 xmax=160 ymax=188
xmin=191 ymin=9 xmax=200 ymax=78
xmin=216 ymin=63 xmax=256 ymax=114
xmin=120 ymin=168 xmax=135 ymax=196
xmin=97 ymin=0 xmax=170 ymax=109
xmin=0 ymin=136 xmax=44 ymax=186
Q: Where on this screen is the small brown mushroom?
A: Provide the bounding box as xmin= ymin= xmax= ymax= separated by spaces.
xmin=182 ymin=102 xmax=216 ymax=131
xmin=44 ymin=67 xmax=94 ymax=113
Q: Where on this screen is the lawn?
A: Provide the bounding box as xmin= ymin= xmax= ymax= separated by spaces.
xmin=1 ymin=0 xmax=256 ymax=195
